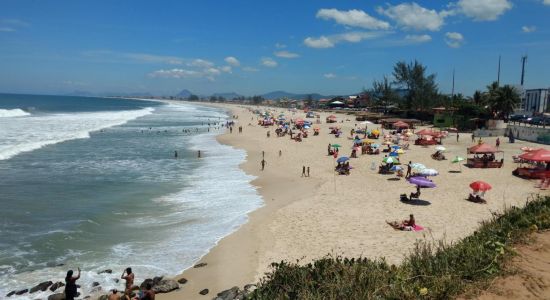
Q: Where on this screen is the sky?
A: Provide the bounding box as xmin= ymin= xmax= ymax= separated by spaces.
xmin=0 ymin=0 xmax=549 ymax=97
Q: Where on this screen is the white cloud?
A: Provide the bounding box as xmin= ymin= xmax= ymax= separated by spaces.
xmin=188 ymin=59 xmax=214 ymax=68
xmin=220 ymin=66 xmax=232 ymax=73
xmin=324 ymin=73 xmax=336 ymax=79
xmin=275 ymin=43 xmax=287 ymax=49
xmin=149 ymin=68 xmax=201 ymax=79
xmin=242 ymin=66 xmax=259 ymax=72
xmin=261 ymin=57 xmax=278 ymax=67
xmin=304 ymin=36 xmax=335 ymax=48
xmin=124 ymin=53 xmax=184 ymax=65
xmin=224 ymin=56 xmax=240 ymax=67
xmin=522 ymin=25 xmax=536 ymax=33
xmin=274 ymin=50 xmax=300 ymax=58
xmin=304 ymin=31 xmax=388 ymax=48
xmin=0 ymin=18 xmax=30 ymax=32
xmin=377 ymin=3 xmax=447 ymax=31
xmin=316 ymin=8 xmax=390 ymax=30
xmin=0 ymin=27 xmax=15 ymax=32
xmin=445 ymin=32 xmax=464 ymax=48
xmin=545 ymin=0 xmax=550 ymax=5
xmin=457 ymin=0 xmax=512 ymax=21
xmin=405 ymin=34 xmax=432 ymax=43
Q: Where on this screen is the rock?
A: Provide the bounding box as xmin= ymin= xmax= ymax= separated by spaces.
xmin=194 ymin=262 xmax=207 ymax=268
xmin=15 ymin=289 xmax=28 ymax=295
xmin=243 ymin=284 xmax=256 ymax=293
xmin=98 ymin=269 xmax=112 ymax=274
xmin=139 ymin=278 xmax=154 ymax=290
xmin=47 ymin=293 xmax=65 ymax=300
xmin=152 ymin=276 xmax=163 ymax=285
xmin=152 ymin=279 xmax=179 ymax=293
xmin=83 ymin=296 xmax=91 ymax=299
xmin=49 ymin=282 xmax=65 ymax=292
xmin=30 ymin=281 xmax=53 ymax=293
xmin=56 ymin=263 xmax=65 ymax=267
xmin=90 ymin=286 xmax=102 ymax=293
xmin=199 ymin=288 xmax=209 ymax=295
xmin=6 ymin=291 xmax=16 ymax=297
xmin=177 ymin=278 xmax=188 ymax=284
xmin=113 ymin=279 xmax=119 ymax=283
xmin=92 ymin=282 xmax=100 ymax=287
xmin=216 ymin=286 xmax=239 ymax=300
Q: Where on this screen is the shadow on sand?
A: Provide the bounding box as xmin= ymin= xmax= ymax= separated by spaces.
xmin=400 ymin=198 xmax=431 ymax=206
xmin=387 ymin=178 xmax=401 ymax=181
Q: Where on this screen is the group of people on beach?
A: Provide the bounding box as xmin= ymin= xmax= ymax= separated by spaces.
xmin=64 ymin=267 xmax=154 ymax=300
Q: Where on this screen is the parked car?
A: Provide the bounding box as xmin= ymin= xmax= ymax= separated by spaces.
xmin=529 ymin=116 xmax=549 ymax=125
xmin=510 ymin=114 xmax=528 ymax=122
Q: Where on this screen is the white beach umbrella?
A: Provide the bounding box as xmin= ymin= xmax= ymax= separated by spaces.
xmin=435 ymin=146 xmax=446 ymax=152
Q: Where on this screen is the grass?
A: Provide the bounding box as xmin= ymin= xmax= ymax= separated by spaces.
xmin=250 ymin=195 xmax=550 ymax=299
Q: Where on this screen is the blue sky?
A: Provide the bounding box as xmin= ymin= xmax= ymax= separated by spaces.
xmin=0 ymin=0 xmax=549 ymax=97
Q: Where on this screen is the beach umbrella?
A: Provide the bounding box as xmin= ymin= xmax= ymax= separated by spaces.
xmin=410 ymin=163 xmax=426 ymax=170
xmin=408 ymin=176 xmax=436 ymax=188
xmin=389 ymin=151 xmax=399 ymax=157
xmin=518 ymin=148 xmax=550 ymax=162
xmin=363 ymin=139 xmax=373 ymax=144
xmin=332 ymin=144 xmax=342 ymax=148
xmin=419 ymin=168 xmax=439 ymax=176
xmin=390 ymin=165 xmax=403 ymax=171
xmin=435 ymin=146 xmax=446 ymax=152
xmin=383 ymin=157 xmax=398 ymax=164
xmin=382 ymin=141 xmax=392 ymax=145
xmin=371 ymin=143 xmax=380 ymax=148
xmin=470 ymin=181 xmax=492 ymax=192
xmin=396 ymin=149 xmax=405 ymax=154
xmin=451 ymin=156 xmax=465 ymax=163
xmin=392 ymin=145 xmax=401 ymax=149
xmin=337 ymin=156 xmax=350 ymax=163
xmin=406 ymin=132 xmax=414 ymax=137
xmin=360 ymin=121 xmax=374 ymax=125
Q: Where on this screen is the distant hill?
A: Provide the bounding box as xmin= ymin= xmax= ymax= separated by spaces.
xmin=65 ymin=90 xmax=95 ymax=97
xmin=211 ymin=92 xmax=242 ymax=99
xmin=261 ymin=91 xmax=331 ymax=100
xmin=176 ymin=89 xmax=193 ymax=98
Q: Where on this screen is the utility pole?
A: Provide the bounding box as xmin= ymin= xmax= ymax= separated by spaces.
xmin=497 ymin=55 xmax=501 ymax=86
xmin=520 ymin=55 xmax=527 ymax=86
xmin=451 ymin=68 xmax=455 ymax=98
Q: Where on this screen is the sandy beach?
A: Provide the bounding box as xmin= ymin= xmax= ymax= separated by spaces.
xmin=160 ymin=103 xmax=548 ymax=300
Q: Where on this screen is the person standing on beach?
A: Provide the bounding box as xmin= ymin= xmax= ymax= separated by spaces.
xmin=496 ymin=137 xmax=500 ymax=148
xmin=279 ymin=150 xmax=282 ymax=157
xmin=142 ymin=283 xmax=155 ymax=300
xmin=471 ymin=133 xmax=475 ymax=143
xmin=456 ymin=133 xmax=459 ymax=143
xmin=307 ymin=166 xmax=310 ymax=177
xmin=301 ymin=166 xmax=306 ymax=177
xmin=261 ymin=159 xmax=266 ymax=171
xmin=121 ymin=267 xmax=134 ymax=296
xmin=230 ymin=127 xmax=233 ymax=133
xmin=64 ymin=268 xmax=80 ymax=300
xmin=406 ymin=161 xmax=412 ymax=179
xmin=108 ymin=289 xmax=121 ymax=300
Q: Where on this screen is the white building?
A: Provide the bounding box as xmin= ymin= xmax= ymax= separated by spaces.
xmin=521 ymin=88 xmax=550 ymax=114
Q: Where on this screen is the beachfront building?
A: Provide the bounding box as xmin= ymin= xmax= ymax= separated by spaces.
xmin=520 ymin=88 xmax=550 ymax=114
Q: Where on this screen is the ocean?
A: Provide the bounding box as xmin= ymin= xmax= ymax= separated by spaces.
xmin=0 ymin=94 xmax=262 ymax=299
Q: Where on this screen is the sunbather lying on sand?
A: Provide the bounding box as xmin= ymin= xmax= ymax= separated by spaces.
xmin=387 ymin=214 xmax=422 ymax=231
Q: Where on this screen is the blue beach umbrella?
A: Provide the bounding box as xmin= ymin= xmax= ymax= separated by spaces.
xmin=337 ymin=156 xmax=350 ymax=163
xmin=371 ymin=143 xmax=380 ymax=148
xmin=390 ymin=165 xmax=403 ymax=171
xmin=389 ymin=151 xmax=399 ymax=157
xmin=392 ymin=145 xmax=401 ymax=150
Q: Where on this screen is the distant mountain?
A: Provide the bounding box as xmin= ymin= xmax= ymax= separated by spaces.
xmin=261 ymin=90 xmax=331 ymax=100
xmin=176 ymin=89 xmax=193 ymax=98
xmin=212 ymin=92 xmax=242 ymax=99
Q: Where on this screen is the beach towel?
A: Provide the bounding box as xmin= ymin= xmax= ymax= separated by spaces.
xmin=412 ymin=224 xmax=424 ymax=231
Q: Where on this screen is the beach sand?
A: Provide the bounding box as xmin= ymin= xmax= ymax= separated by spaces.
xmin=160 ymin=103 xmax=548 ymax=300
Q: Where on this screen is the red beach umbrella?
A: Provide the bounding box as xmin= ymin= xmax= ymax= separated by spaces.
xmin=469 ymin=181 xmax=492 ymax=192
xmin=468 ymin=143 xmax=497 ymax=154
xmin=518 ymin=148 xmax=550 ymax=162
xmin=416 ymin=129 xmax=434 ymax=136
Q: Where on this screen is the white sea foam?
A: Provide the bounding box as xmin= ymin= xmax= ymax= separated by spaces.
xmin=0 ymin=107 xmax=154 ymax=161
xmin=0 ymin=109 xmax=31 ymax=118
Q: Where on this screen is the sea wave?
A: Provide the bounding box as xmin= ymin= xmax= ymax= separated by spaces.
xmin=0 ymin=107 xmax=154 ymax=161
xmin=0 ymin=109 xmax=31 ymax=118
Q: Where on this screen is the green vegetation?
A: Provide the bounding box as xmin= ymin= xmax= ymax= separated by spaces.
xmin=250 ymin=195 xmax=550 ymax=299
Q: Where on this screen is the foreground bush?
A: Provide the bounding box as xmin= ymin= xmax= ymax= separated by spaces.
xmin=251 ymin=195 xmax=550 ymax=299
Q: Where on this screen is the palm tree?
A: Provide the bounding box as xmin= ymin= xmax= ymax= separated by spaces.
xmin=472 ymin=90 xmax=483 ymax=105
xmin=496 ymin=85 xmax=520 ymax=119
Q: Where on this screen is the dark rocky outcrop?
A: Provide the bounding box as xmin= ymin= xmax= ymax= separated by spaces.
xmin=6 ymin=291 xmax=15 ymax=297
xmin=139 ymin=278 xmax=154 ymax=290
xmin=49 ymin=282 xmax=65 ymax=292
xmin=177 ymin=277 xmax=188 ymax=284
xmin=98 ymin=269 xmax=112 ymax=274
xmin=30 ymin=281 xmax=53 ymax=293
xmin=153 ymin=276 xmax=163 ymax=285
xmin=215 ymin=286 xmax=239 ymax=299
xmin=47 ymin=293 xmax=65 ymax=300
xmin=91 ymin=282 xmax=100 ymax=287
xmin=194 ymin=262 xmax=207 ymax=268
xmin=152 ymin=279 xmax=179 ymax=293
xmin=15 ymin=289 xmax=28 ymax=295
xmin=199 ymin=288 xmax=209 ymax=295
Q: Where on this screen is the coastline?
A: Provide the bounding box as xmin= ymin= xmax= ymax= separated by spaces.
xmin=158 ymin=102 xmax=548 ymax=300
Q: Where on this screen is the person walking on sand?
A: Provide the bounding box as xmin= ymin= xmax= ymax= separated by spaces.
xmin=471 ymin=133 xmax=475 ymax=143
xmin=279 ymin=150 xmax=282 ymax=157
xmin=496 ymin=137 xmax=500 ymax=148
xmin=406 ymin=161 xmax=412 ymax=179
xmin=261 ymin=159 xmax=266 ymax=171
xmin=307 ymin=166 xmax=310 ymax=177
xmin=121 ymin=267 xmax=134 ymax=296
xmin=301 ymin=166 xmax=306 ymax=177
xmin=64 ymin=268 xmax=80 ymax=300
xmin=456 ymin=133 xmax=459 ymax=143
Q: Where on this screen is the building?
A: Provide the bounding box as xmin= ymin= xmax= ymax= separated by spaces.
xmin=521 ymin=88 xmax=550 ymax=114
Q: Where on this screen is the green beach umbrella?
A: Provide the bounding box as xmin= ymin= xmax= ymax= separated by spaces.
xmin=383 ymin=157 xmax=398 ymax=164
xmin=452 ymin=156 xmax=465 ymax=163
xmin=332 ymin=144 xmax=342 ymax=148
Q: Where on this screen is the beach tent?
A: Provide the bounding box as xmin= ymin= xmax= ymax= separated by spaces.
xmin=518 ymin=148 xmax=550 ymax=162
xmin=393 ymin=121 xmax=409 ymax=128
xmin=415 ymin=129 xmax=434 ymax=136
xmin=468 ymin=143 xmax=498 ymax=154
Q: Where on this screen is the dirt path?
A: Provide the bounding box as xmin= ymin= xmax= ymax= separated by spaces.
xmin=474 ymin=231 xmax=550 ymax=300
